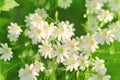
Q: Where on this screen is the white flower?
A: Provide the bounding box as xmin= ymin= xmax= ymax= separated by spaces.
xmin=88 ymin=74 xmax=111 ymax=80
xmin=7 ymin=23 xmax=22 ymax=42
xmin=92 ymin=57 xmax=106 ymax=74
xmin=64 ymin=39 xmax=79 ymax=53
xmin=93 ymin=29 xmax=114 ymax=45
xmin=86 ymin=15 xmax=99 ymax=32
xmin=85 ymin=0 xmax=103 ymax=14
xmin=28 ymin=21 xmax=56 ymax=44
xmin=63 ymin=53 xmax=79 ymax=71
xmin=19 ymin=64 xmax=39 ymax=80
xmin=42 ymin=22 xmax=57 ymax=39
xmin=97 ymin=10 xmax=114 ymax=23
xmin=107 ymin=0 xmax=120 ymax=12
xmin=109 ymin=21 xmax=120 ymax=42
xmin=38 ymin=40 xmax=55 ymax=59
xmin=35 ymin=8 xmax=48 ymax=20
xmin=78 ymin=34 xmax=99 ymax=53
xmin=53 ymin=42 xmax=69 ymax=63
xmin=33 ymin=61 xmax=45 ymax=72
xmin=79 ymin=54 xmax=89 ymax=70
xmin=28 ymin=25 xmax=45 ymax=44
xmin=58 ymin=0 xmax=72 ymax=9
xmin=56 ymin=21 xmax=75 ymax=42
xmin=90 ymin=57 xmax=111 ymax=80
xmin=0 ymin=43 xmax=13 ymax=61
xmin=25 ymin=13 xmax=44 ymax=28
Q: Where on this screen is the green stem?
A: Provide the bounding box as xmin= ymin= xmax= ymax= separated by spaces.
xmin=2 ymin=62 xmax=21 ymax=74
xmin=99 ymin=21 xmax=105 ymax=28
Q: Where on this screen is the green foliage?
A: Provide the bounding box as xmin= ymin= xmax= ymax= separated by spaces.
xmin=0 ymin=0 xmax=19 ymax=11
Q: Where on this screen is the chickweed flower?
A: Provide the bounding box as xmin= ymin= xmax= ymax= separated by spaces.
xmin=34 ymin=61 xmax=45 ymax=72
xmin=25 ymin=13 xmax=44 ymax=28
xmin=42 ymin=22 xmax=56 ymax=40
xmin=7 ymin=23 xmax=22 ymax=42
xmin=93 ymin=29 xmax=114 ymax=45
xmin=92 ymin=57 xmax=106 ymax=74
xmin=28 ymin=25 xmax=44 ymax=44
xmin=88 ymin=73 xmax=111 ymax=80
xmin=58 ymin=0 xmax=72 ymax=9
xmin=35 ymin=8 xmax=48 ymax=20
xmin=85 ymin=0 xmax=103 ymax=14
xmin=109 ymin=21 xmax=120 ymax=42
xmin=56 ymin=21 xmax=75 ymax=42
xmin=0 ymin=43 xmax=13 ymax=61
xmin=63 ymin=53 xmax=79 ymax=71
xmin=79 ymin=54 xmax=89 ymax=70
xmin=107 ymin=0 xmax=120 ymax=12
xmin=78 ymin=34 xmax=99 ymax=53
xmin=38 ymin=40 xmax=55 ymax=59
xmin=97 ymin=10 xmax=114 ymax=23
xmin=64 ymin=39 xmax=79 ymax=53
xmin=86 ymin=15 xmax=99 ymax=32
xmin=19 ymin=64 xmax=39 ymax=80
xmin=53 ymin=42 xmax=69 ymax=63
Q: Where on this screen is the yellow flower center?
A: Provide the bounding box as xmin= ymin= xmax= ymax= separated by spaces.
xmin=59 ymin=47 xmax=64 ymax=53
xmin=28 ymin=69 xmax=33 ymax=74
xmin=4 ymin=48 xmax=10 ymax=54
xmin=70 ymin=59 xmax=76 ymax=66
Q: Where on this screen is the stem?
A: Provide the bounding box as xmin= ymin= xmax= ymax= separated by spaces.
xmin=48 ymin=16 xmax=56 ymax=22
xmin=2 ymin=62 xmax=21 ymax=74
xmin=99 ymin=21 xmax=105 ymax=28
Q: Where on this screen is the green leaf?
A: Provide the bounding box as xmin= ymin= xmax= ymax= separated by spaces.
xmin=0 ymin=0 xmax=19 ymax=11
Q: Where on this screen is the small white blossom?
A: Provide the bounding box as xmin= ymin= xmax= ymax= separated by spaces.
xmin=79 ymin=54 xmax=89 ymax=70
xmin=64 ymin=39 xmax=79 ymax=53
xmin=97 ymin=10 xmax=114 ymax=23
xmin=109 ymin=21 xmax=120 ymax=42
xmin=35 ymin=8 xmax=48 ymax=20
xmin=63 ymin=53 xmax=79 ymax=71
xmin=58 ymin=0 xmax=72 ymax=9
xmin=28 ymin=26 xmax=44 ymax=44
xmin=7 ymin=23 xmax=22 ymax=42
xmin=88 ymin=74 xmax=111 ymax=80
xmin=93 ymin=29 xmax=114 ymax=45
xmin=92 ymin=57 xmax=106 ymax=74
xmin=33 ymin=61 xmax=45 ymax=72
xmin=25 ymin=13 xmax=44 ymax=28
xmin=19 ymin=64 xmax=38 ymax=80
xmin=38 ymin=40 xmax=55 ymax=59
xmin=85 ymin=0 xmax=103 ymax=14
xmin=53 ymin=42 xmax=69 ymax=63
xmin=107 ymin=0 xmax=120 ymax=12
xmin=86 ymin=15 xmax=99 ymax=32
xmin=56 ymin=21 xmax=75 ymax=42
xmin=0 ymin=43 xmax=13 ymax=61
xmin=42 ymin=22 xmax=57 ymax=39
xmin=78 ymin=34 xmax=99 ymax=53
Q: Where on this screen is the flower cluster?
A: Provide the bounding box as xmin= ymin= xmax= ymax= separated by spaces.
xmin=1 ymin=0 xmax=120 ymax=80
xmin=17 ymin=6 xmax=114 ymax=79
xmin=89 ymin=57 xmax=111 ymax=80
xmin=19 ymin=61 xmax=45 ymax=80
